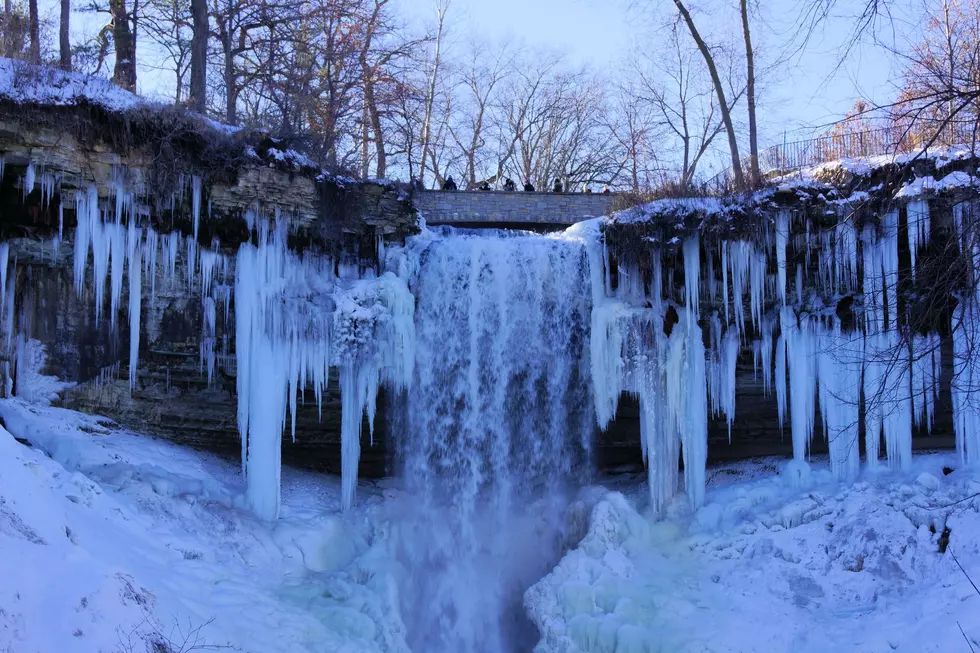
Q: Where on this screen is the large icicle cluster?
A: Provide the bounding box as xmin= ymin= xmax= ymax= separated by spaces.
xmin=574 ymin=222 xmax=709 ymax=516
xmin=235 ymin=221 xmax=414 ymax=518
xmin=953 ymin=200 xmax=980 ymax=464
xmin=586 ymin=195 xmax=955 ymax=511
xmin=39 ymin=166 xmax=414 ymax=520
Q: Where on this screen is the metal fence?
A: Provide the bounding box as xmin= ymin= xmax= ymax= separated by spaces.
xmin=704 ymin=121 xmax=980 ymax=194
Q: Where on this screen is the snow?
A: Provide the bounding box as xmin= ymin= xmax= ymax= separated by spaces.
xmin=527 ymin=454 xmax=980 ymax=653
xmin=0 ymin=399 xmax=408 ymax=653
xmin=611 ymin=197 xmax=733 ymax=225
xmin=5 ymin=397 xmax=980 ymax=653
xmin=0 ymin=58 xmax=145 ymax=112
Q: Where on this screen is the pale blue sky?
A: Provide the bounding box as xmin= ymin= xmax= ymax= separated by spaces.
xmin=41 ymin=0 xmax=918 ymax=168
xmin=402 ymin=0 xmax=913 ymax=148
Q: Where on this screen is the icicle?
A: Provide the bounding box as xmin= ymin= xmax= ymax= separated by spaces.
xmin=954 ymin=300 xmax=980 ymax=464
xmin=165 ymin=232 xmax=179 ymax=284
xmin=818 ymin=324 xmax=861 ymax=481
xmin=0 ymin=243 xmax=8 ymax=307
xmin=680 ymin=310 xmax=707 ymax=508
xmin=192 ymin=175 xmax=202 ymax=242
xmin=73 ymin=187 xmax=93 ymax=296
xmin=127 ymin=222 xmax=142 ymax=391
xmin=721 ymin=242 xmax=730 ymax=325
xmin=684 ymin=235 xmax=700 ymax=325
xmin=775 ymin=332 xmax=787 ymax=431
xmin=776 ymin=209 xmax=789 ymax=305
xmin=881 ymin=209 xmax=900 ymax=330
xmin=22 ymin=162 xmax=34 ymax=200
xmin=907 ymin=200 xmax=930 ymax=281
xmin=749 ymin=247 xmax=765 ymax=331
xmin=782 ymin=306 xmax=817 ymax=462
xmin=912 ymin=333 xmax=940 ymax=433
xmin=186 ymin=237 xmax=197 ymax=287
xmin=144 ymin=228 xmax=158 ymax=302
xmin=108 ymin=220 xmax=126 ymax=328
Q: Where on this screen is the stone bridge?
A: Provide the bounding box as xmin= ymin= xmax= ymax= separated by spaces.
xmin=413 ymin=189 xmax=618 ymax=228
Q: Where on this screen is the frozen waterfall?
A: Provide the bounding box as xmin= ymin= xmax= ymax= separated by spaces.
xmin=391 ymin=227 xmax=593 ymax=653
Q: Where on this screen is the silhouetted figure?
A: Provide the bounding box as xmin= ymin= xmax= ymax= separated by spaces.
xmin=479 ymin=181 xmax=492 ymax=191
xmin=602 ymin=185 xmax=611 ymax=194
xmin=442 ymin=176 xmax=458 ymax=191
xmin=503 ymin=177 xmax=516 ymax=192
xmin=553 ymin=179 xmax=563 ymax=193
xmin=524 ymin=179 xmax=535 ymax=192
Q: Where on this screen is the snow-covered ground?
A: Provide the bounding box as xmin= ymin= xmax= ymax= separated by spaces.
xmin=529 ymin=455 xmax=980 ymax=653
xmin=0 ymin=399 xmax=407 ymax=653
xmin=3 ymin=398 xmax=980 ymax=652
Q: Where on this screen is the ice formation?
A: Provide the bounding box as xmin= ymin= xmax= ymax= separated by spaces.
xmin=392 ymin=227 xmax=592 ymax=652
xmin=9 ymin=151 xmax=980 ymax=572
xmin=235 ymin=221 xmax=413 ymax=518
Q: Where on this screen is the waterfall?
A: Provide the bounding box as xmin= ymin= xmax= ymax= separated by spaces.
xmin=393 ymin=228 xmax=594 ymax=653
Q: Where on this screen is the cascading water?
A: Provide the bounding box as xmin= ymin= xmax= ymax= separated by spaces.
xmin=391 ymin=228 xmax=594 ymax=652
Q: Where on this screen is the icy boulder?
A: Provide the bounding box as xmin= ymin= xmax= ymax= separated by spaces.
xmin=525 ymin=492 xmax=661 ymax=653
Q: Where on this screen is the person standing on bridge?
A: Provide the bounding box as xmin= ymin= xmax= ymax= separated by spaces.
xmin=602 ymin=185 xmax=610 ymax=194
xmin=442 ymin=176 xmax=458 ymax=191
xmin=553 ymin=178 xmax=563 ymax=193
xmin=503 ymin=178 xmax=516 ymax=192
xmin=524 ymin=179 xmax=535 ymax=192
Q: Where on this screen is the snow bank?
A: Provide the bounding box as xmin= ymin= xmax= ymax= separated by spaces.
xmin=0 ymin=399 xmax=409 ymax=653
xmin=528 ymin=456 xmax=980 ymax=653
xmin=0 ymin=58 xmax=144 ymax=111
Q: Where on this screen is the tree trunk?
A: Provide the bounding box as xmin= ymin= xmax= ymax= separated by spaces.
xmin=740 ymin=0 xmax=759 ymax=188
xmin=673 ymin=0 xmax=744 ymax=190
xmin=28 ymin=0 xmax=39 ymax=63
xmin=419 ymin=0 xmax=450 ymax=187
xmin=364 ymin=74 xmax=387 ymax=178
xmin=189 ymin=0 xmax=207 ymax=112
xmin=59 ymin=0 xmax=71 ymax=70
xmin=110 ymin=0 xmax=137 ymax=91
xmin=4 ymin=0 xmax=11 ymax=58
xmin=222 ymin=38 xmax=237 ymax=125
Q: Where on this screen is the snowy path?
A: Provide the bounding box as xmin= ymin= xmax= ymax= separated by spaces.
xmin=0 ymin=399 xmax=407 ymax=653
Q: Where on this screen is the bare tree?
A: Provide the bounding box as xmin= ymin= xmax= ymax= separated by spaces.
xmin=672 ymin=0 xmax=744 ymax=189
xmin=633 ymin=26 xmax=735 ymax=190
xmin=740 ymin=0 xmax=759 ymax=186
xmin=606 ymin=78 xmax=662 ymax=191
xmin=446 ymin=38 xmax=517 ymax=188
xmin=60 ymin=0 xmax=71 ymax=70
xmin=418 ymin=0 xmax=450 ymax=186
xmin=189 ymin=0 xmax=206 ymax=110
xmin=110 ymin=0 xmax=137 ymax=90
xmin=28 ymin=0 xmax=38 ymax=63
xmin=141 ymin=0 xmax=192 ymax=102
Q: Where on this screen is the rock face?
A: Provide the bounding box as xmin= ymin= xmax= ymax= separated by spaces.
xmin=0 ymin=101 xmax=415 ymax=479
xmin=0 ymin=101 xmax=418 ymax=248
xmin=1 ymin=95 xmax=971 ymax=479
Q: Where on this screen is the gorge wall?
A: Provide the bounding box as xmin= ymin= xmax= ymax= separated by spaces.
xmin=2 ymin=66 xmax=977 ymax=483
